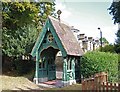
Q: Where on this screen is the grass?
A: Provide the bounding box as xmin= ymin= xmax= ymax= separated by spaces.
xmin=1 ymin=70 xmax=82 ymax=91
xmin=1 ymin=75 xmax=43 ymax=90
xmin=1 ymin=74 xmax=82 ymax=91
xmin=1 ymin=70 xmax=44 ymax=91
xmin=46 ymin=84 xmax=82 ymax=90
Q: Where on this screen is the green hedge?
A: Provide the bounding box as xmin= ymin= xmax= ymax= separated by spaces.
xmin=81 ymin=51 xmax=118 ymax=82
xmin=102 ymin=44 xmax=115 ymax=53
xmin=14 ymin=58 xmax=35 ymax=75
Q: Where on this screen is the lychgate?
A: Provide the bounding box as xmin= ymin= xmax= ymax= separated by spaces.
xmin=31 ymin=16 xmax=84 ymax=86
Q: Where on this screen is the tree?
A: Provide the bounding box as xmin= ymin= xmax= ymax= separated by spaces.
xmin=108 ymin=1 xmax=120 ymax=53
xmin=108 ymin=1 xmax=120 ymax=24
xmin=2 ymin=2 xmax=39 ymax=30
xmin=100 ymin=37 xmax=109 ymax=45
xmin=2 ymin=1 xmax=56 ymax=74
xmin=2 ymin=25 xmax=38 ymax=57
xmin=102 ymin=44 xmax=115 ymax=53
xmin=115 ymin=29 xmax=120 ymax=53
xmin=2 ymin=2 xmax=56 ymax=57
xmin=2 ymin=2 xmax=56 ymax=30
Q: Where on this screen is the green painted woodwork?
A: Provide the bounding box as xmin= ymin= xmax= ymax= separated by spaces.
xmin=72 ymin=57 xmax=75 ymax=80
xmin=47 ymin=57 xmax=56 ymax=80
xmin=38 ymin=47 xmax=58 ymax=80
xmin=32 ymin=17 xmax=82 ymax=84
xmin=31 ymin=20 xmax=48 ymax=57
xmin=62 ymin=56 xmax=76 ymax=81
xmin=35 ymin=51 xmax=39 ymax=79
xmin=38 ymin=69 xmax=47 ymax=78
xmin=62 ymin=56 xmax=78 ymax=81
xmin=31 ymin=18 xmax=67 ymax=57
xmin=75 ymin=57 xmax=81 ymax=82
xmin=38 ymin=32 xmax=59 ymax=54
xmin=32 ymin=18 xmax=68 ymax=81
xmin=62 ymin=58 xmax=67 ymax=81
xmin=48 ymin=19 xmax=67 ymax=57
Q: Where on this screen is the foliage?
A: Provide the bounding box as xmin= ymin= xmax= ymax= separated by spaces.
xmin=116 ymin=29 xmax=120 ymax=44
xmin=2 ymin=2 xmax=55 ymax=30
xmin=2 ymin=25 xmax=38 ymax=57
xmin=38 ymin=2 xmax=56 ymax=27
xmin=102 ymin=44 xmax=115 ymax=53
xmin=2 ymin=2 xmax=39 ymax=30
xmin=99 ymin=37 xmax=109 ymax=52
xmin=2 ymin=2 xmax=56 ymax=75
xmin=14 ymin=58 xmax=35 ymax=75
xmin=114 ymin=44 xmax=120 ymax=53
xmin=81 ymin=51 xmax=118 ymax=82
xmin=100 ymin=37 xmax=109 ymax=44
xmin=2 ymin=2 xmax=56 ymax=57
xmin=108 ymin=1 xmax=120 ymax=24
xmin=109 ymin=1 xmax=120 ymax=53
xmin=114 ymin=29 xmax=120 ymax=53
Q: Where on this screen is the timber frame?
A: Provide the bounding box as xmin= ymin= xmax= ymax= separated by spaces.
xmin=31 ymin=16 xmax=84 ymax=86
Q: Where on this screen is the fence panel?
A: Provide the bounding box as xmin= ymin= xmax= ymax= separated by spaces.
xmin=82 ymin=72 xmax=120 ymax=91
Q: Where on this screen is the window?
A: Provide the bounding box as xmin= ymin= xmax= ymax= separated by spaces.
xmin=47 ymin=33 xmax=54 ymax=42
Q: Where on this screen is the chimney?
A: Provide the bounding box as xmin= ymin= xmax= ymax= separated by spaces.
xmin=79 ymin=34 xmax=85 ymax=40
xmin=88 ymin=37 xmax=93 ymax=42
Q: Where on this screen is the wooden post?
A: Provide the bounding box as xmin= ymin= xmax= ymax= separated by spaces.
xmin=106 ymin=82 xmax=108 ymax=92
xmin=35 ymin=51 xmax=39 ymax=84
xmin=82 ymin=80 xmax=85 ymax=91
xmin=102 ymin=82 xmax=105 ymax=91
xmin=62 ymin=57 xmax=67 ymax=81
xmin=92 ymin=78 xmax=95 ymax=91
xmin=110 ymin=83 xmax=112 ymax=91
xmin=72 ymin=57 xmax=75 ymax=80
xmin=114 ymin=83 xmax=117 ymax=91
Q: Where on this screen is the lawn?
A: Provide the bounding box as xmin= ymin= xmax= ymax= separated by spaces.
xmin=46 ymin=84 xmax=82 ymax=90
xmin=1 ymin=71 xmax=82 ymax=91
xmin=1 ymin=75 xmax=44 ymax=91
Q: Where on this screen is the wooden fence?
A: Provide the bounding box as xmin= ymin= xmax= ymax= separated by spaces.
xmin=101 ymin=82 xmax=120 ymax=91
xmin=82 ymin=72 xmax=120 ymax=91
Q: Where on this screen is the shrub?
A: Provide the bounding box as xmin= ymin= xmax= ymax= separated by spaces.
xmin=114 ymin=44 xmax=120 ymax=53
xmin=81 ymin=51 xmax=118 ymax=82
xmin=102 ymin=44 xmax=115 ymax=53
xmin=14 ymin=57 xmax=35 ymax=75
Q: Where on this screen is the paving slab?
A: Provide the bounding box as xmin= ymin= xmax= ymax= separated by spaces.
xmin=38 ymin=80 xmax=63 ymax=88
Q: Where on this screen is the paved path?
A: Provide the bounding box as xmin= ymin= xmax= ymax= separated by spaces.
xmin=38 ymin=80 xmax=63 ymax=88
xmin=38 ymin=71 xmax=63 ymax=88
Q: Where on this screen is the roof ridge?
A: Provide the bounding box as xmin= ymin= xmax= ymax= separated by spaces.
xmin=48 ymin=15 xmax=71 ymax=28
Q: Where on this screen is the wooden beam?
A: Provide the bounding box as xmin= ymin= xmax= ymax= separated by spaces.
xmin=35 ymin=51 xmax=39 ymax=84
xmin=62 ymin=57 xmax=67 ymax=81
xmin=72 ymin=57 xmax=75 ymax=80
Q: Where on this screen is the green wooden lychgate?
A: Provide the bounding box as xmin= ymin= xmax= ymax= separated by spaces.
xmin=31 ymin=16 xmax=84 ymax=86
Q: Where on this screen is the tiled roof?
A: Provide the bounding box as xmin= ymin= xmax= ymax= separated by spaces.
xmin=49 ymin=16 xmax=84 ymax=56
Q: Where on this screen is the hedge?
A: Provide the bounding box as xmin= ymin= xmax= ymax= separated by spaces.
xmin=14 ymin=58 xmax=35 ymax=75
xmin=81 ymin=51 xmax=118 ymax=82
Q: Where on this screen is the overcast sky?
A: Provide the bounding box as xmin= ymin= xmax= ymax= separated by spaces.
xmin=55 ymin=0 xmax=118 ymax=44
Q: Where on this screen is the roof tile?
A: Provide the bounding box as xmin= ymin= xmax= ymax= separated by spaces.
xmin=49 ymin=16 xmax=84 ymax=56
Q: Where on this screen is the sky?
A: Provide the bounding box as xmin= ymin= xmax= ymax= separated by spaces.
xmin=55 ymin=0 xmax=118 ymax=44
